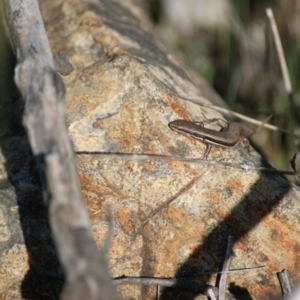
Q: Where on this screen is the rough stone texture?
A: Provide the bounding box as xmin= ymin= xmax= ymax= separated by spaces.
xmin=1 ymin=0 xmax=300 ymax=299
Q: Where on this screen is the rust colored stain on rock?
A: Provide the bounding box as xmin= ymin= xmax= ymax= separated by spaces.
xmin=114 ymin=209 xmax=136 ymax=236
xmin=170 ymin=101 xmax=192 ymax=120
xmin=1 ymin=0 xmax=299 ymax=299
xmin=227 ymin=178 xmax=244 ymax=195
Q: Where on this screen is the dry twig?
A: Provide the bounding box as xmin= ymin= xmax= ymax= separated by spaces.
xmin=133 ymin=175 xmax=201 ymax=238
xmin=3 ymin=0 xmax=119 ymax=299
xmin=278 ymin=269 xmax=293 ymax=298
xmin=113 ymin=276 xmax=218 ymax=296
xmin=266 ymin=8 xmax=300 ymax=144
xmin=148 ymin=67 xmax=300 ymax=139
xmin=218 ymin=235 xmax=234 ymax=300
xmin=77 ymin=152 xmax=295 ymax=176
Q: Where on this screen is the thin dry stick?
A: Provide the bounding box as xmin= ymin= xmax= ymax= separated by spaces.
xmin=265 ymin=8 xmax=291 ymax=94
xmin=266 ymin=8 xmax=300 ymax=143
xmin=219 ymin=235 xmax=234 ymax=300
xmin=171 ymin=292 xmax=183 ymax=300
xmin=278 ymin=269 xmax=293 ymax=298
xmin=4 ymin=0 xmax=119 ymax=299
xmin=202 ymin=265 xmax=265 ymax=275
xmin=170 ymin=89 xmax=300 ymax=138
xmin=113 ymin=277 xmax=218 ymax=296
xmin=148 ymin=68 xmax=300 ymax=139
xmin=77 ymin=152 xmax=296 ymax=175
xmin=133 ymin=175 xmax=201 ymax=238
xmin=208 ymin=288 xmax=217 ymax=300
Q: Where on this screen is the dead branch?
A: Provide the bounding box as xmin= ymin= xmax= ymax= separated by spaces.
xmin=3 ymin=0 xmax=119 ymax=299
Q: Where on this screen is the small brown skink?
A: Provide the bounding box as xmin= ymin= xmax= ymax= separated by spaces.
xmin=168 ymin=119 xmax=254 ymax=158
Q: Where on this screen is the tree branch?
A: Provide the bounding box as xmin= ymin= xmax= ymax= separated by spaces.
xmin=3 ymin=0 xmax=119 ymax=299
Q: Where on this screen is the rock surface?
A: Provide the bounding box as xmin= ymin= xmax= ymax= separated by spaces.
xmin=1 ymin=0 xmax=300 ymax=299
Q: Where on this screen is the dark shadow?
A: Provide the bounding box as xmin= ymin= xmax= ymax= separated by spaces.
xmin=228 ymin=282 xmax=253 ymax=300
xmin=0 ymin=16 xmax=64 ymax=299
xmin=159 ymin=160 xmax=291 ymax=299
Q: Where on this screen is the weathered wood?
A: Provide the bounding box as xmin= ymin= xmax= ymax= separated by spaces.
xmin=3 ymin=0 xmax=119 ymax=299
xmin=278 ymin=269 xmax=293 ymax=298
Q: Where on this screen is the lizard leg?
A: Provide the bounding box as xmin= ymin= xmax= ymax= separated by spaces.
xmin=201 ymin=142 xmax=212 ymax=159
